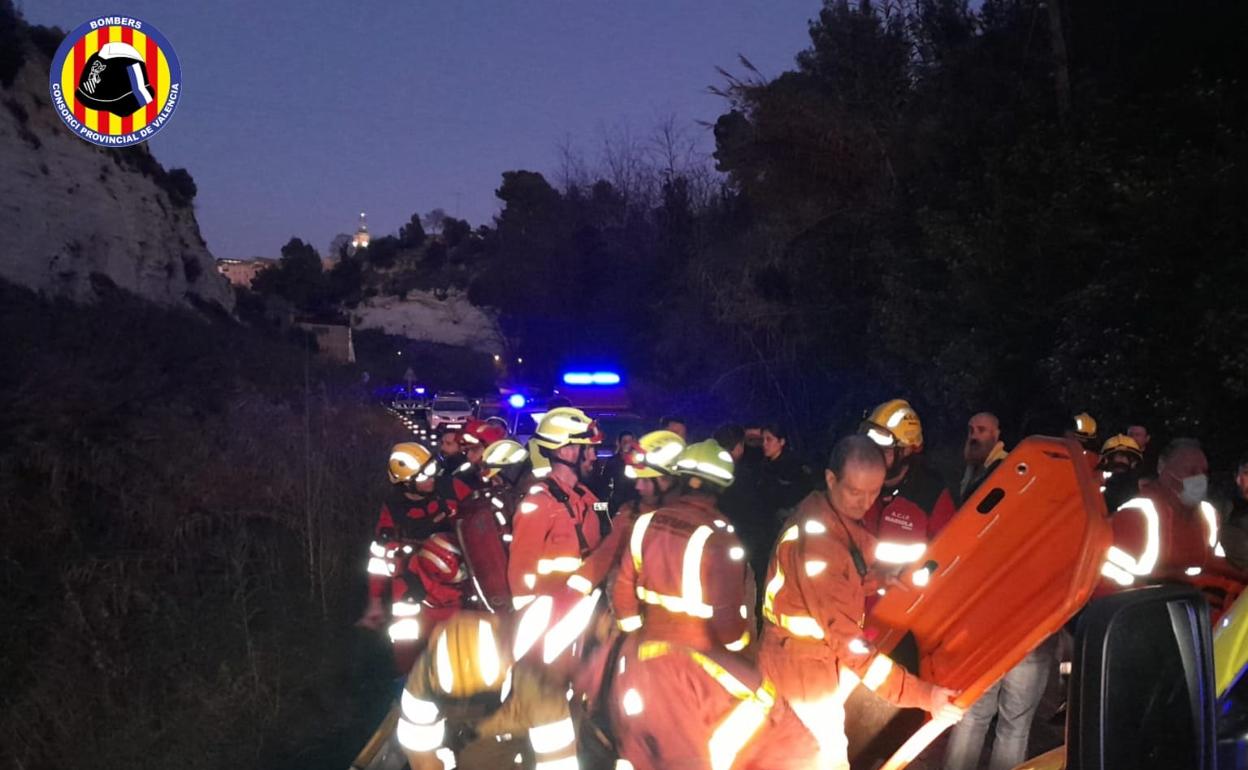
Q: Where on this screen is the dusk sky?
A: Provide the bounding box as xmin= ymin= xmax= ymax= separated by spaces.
xmin=24 ymin=1 xmax=820 ymax=261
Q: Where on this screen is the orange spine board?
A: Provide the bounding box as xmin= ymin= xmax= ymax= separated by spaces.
xmin=867 ymin=436 xmax=1111 ymax=708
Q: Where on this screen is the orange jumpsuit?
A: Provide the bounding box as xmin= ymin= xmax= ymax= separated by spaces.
xmin=508 ymin=475 xmax=605 ymax=610
xmin=607 ymin=634 xmax=821 ymax=770
xmin=758 ymin=491 xmax=935 ymax=768
xmin=609 ymin=495 xmax=752 ymax=650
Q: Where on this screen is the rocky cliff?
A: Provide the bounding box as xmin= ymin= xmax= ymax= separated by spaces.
xmin=0 ymin=17 xmax=233 ymax=311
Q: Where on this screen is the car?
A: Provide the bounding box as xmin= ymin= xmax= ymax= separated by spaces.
xmin=427 ymin=396 xmax=473 ymax=433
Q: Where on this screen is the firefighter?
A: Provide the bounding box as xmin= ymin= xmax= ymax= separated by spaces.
xmin=508 ymin=407 xmax=607 ymax=611
xmin=395 ymin=612 xmax=580 ymax=770
xmin=1098 ymin=434 xmax=1144 ymax=511
xmin=608 ymin=439 xmax=754 ymax=651
xmin=758 ymin=435 xmax=961 ymax=769
xmin=1100 ymin=438 xmax=1241 ymax=596
xmin=457 ymin=438 xmax=531 ymax=613
xmin=435 ymin=429 xmax=471 ymax=499
xmin=566 ymin=430 xmax=686 ymax=596
xmin=587 ymin=444 xmax=821 ymax=769
xmin=858 ymin=399 xmax=956 ymax=570
xmin=457 ymin=419 xmax=509 ymax=490
xmin=359 ymin=442 xmax=473 ymax=672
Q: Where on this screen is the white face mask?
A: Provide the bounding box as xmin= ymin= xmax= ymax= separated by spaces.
xmin=1179 ymin=474 xmax=1208 ymax=506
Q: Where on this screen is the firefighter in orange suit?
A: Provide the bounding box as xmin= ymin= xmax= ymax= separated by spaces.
xmin=758 ymin=435 xmax=961 ymax=769
xmin=507 ymin=408 xmax=608 ymax=611
xmin=608 ymin=439 xmax=754 ymax=652
xmin=586 ymin=444 xmax=820 ymax=769
xmin=565 ymin=430 xmax=686 ymax=597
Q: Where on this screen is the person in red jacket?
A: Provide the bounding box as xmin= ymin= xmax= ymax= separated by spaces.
xmin=1101 ymin=437 xmax=1240 ymax=592
xmin=758 ymin=436 xmax=961 ymax=769
xmin=859 ymin=399 xmax=956 ymax=570
xmin=357 ymin=442 xmax=473 ymax=672
xmin=507 ymin=407 xmax=607 ymax=611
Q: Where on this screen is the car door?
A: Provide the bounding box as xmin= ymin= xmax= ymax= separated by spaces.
xmin=1066 ymin=584 xmax=1216 ymax=770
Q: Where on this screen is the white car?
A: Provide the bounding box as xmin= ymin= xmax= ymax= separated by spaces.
xmin=428 ymin=397 xmax=473 ymax=432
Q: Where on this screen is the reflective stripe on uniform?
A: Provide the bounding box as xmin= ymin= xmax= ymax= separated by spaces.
xmin=538 ymin=556 xmax=583 ymax=575
xmin=762 ymin=558 xmax=824 ymax=640
xmin=1200 ymin=501 xmax=1226 ymax=556
xmin=861 ymin=654 xmax=895 ymax=691
xmin=630 ymin=512 xmax=655 ymax=571
xmin=567 ymin=573 xmax=594 ymax=595
xmin=367 ymin=556 xmax=391 ymax=576
xmin=1103 ymin=497 xmax=1161 ymax=578
xmin=397 ymin=716 xmax=445 ymax=752
xmin=680 ymin=649 xmax=777 ymax=770
xmin=529 ymin=716 xmax=576 ymax=754
xmin=617 ymin=615 xmax=642 ymax=633
xmin=874 ymin=541 xmax=926 ymax=564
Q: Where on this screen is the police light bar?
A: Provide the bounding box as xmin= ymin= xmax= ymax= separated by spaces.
xmin=508 ymin=394 xmax=527 ymax=409
xmin=562 ymin=371 xmax=621 ymax=386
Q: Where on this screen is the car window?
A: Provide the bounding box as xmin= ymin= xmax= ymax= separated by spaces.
xmin=433 ymin=400 xmax=470 ymax=412
xmin=1104 ymin=600 xmax=1204 ymax=769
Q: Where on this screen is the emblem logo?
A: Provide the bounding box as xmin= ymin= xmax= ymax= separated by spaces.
xmin=49 ymin=16 xmax=181 ymax=147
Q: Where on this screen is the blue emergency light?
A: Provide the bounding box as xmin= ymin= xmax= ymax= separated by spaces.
xmin=414 ymin=387 xmax=426 ymax=395
xmin=508 ymin=394 xmax=527 ymax=409
xmin=562 ymin=371 xmax=621 ymax=386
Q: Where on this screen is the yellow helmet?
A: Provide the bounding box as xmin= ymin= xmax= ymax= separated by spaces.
xmin=674 ymin=439 xmax=735 ymax=489
xmin=860 ymin=399 xmax=923 ymax=448
xmin=426 ymin=613 xmax=513 ymax=698
xmin=624 ymin=430 xmax=687 ymax=480
xmin=1100 ymin=434 xmax=1142 ymax=460
xmin=531 ymin=407 xmax=603 ymax=450
xmin=527 ymin=437 xmax=551 ymax=478
xmin=482 ymin=438 xmax=528 ymax=480
xmin=1073 ymin=412 xmax=1098 ymax=440
xmin=388 ymin=442 xmax=437 ymax=485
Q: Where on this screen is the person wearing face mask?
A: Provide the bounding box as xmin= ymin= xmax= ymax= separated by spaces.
xmin=1100 ymin=438 xmax=1233 ymax=591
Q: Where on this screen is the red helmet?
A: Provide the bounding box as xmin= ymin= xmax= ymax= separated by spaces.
xmin=416 ymin=533 xmax=466 ymax=584
xmin=461 ymin=418 xmax=508 ymax=448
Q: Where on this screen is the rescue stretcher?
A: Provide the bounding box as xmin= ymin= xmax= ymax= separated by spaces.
xmin=858 ymin=437 xmax=1112 ymax=770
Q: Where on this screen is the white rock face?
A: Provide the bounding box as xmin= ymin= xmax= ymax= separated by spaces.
xmin=0 ymin=39 xmax=233 ymax=310
xmin=352 ymin=291 xmax=503 ymax=354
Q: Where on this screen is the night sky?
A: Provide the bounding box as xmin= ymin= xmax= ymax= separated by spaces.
xmin=23 ymin=1 xmax=819 ymax=261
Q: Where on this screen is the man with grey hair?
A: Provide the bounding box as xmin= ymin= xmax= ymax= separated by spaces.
xmin=959 ymin=412 xmax=1007 ymax=503
xmin=1102 ymin=437 xmax=1232 ymax=591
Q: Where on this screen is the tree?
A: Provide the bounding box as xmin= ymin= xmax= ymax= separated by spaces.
xmin=441 ymin=217 xmax=471 ymax=249
xmin=399 ymin=213 xmax=426 ymax=248
xmin=251 ymin=237 xmax=326 ymax=311
xmin=421 ymin=208 xmax=447 ymax=234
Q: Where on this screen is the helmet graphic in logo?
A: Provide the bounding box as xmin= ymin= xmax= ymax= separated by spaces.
xmin=75 ymin=42 xmax=154 ymax=117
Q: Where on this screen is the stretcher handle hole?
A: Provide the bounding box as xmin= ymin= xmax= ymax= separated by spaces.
xmin=976 ymin=487 xmax=1005 ymax=514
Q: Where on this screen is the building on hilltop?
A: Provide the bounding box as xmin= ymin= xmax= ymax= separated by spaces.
xmin=217 ymin=257 xmax=276 ymax=288
xmin=351 ymin=211 xmax=370 ymax=252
